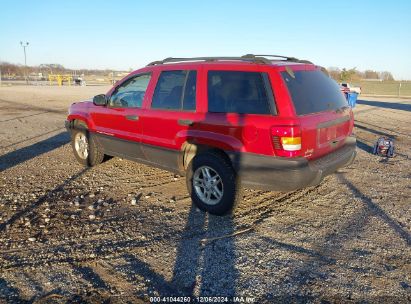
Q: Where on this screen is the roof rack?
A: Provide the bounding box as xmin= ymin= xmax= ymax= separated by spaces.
xmin=147 ymin=56 xmax=272 ymax=66
xmin=147 ymin=54 xmax=312 ymax=66
xmin=242 ymin=54 xmax=313 ymax=64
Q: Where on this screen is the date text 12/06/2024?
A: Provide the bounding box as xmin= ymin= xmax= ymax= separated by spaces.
xmin=149 ymin=296 xmax=256 ymax=303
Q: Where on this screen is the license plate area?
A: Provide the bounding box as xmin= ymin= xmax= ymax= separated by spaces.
xmin=317 ymin=116 xmax=350 ymax=148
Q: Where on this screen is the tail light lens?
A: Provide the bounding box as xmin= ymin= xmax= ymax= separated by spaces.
xmin=271 ymin=125 xmax=302 ymax=157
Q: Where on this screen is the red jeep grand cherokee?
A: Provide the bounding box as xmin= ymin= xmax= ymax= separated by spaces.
xmin=66 ymin=55 xmax=356 ymax=215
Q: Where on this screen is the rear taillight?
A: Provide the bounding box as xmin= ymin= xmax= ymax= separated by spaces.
xmin=271 ymin=125 xmax=302 ymax=157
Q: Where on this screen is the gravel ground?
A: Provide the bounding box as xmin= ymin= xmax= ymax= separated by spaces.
xmin=0 ymin=86 xmax=410 ymax=303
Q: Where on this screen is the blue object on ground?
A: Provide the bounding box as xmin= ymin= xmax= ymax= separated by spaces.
xmin=346 ymin=92 xmax=358 ymax=108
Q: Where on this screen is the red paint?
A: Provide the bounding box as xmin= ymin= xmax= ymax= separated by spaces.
xmin=68 ymin=61 xmax=354 ymax=160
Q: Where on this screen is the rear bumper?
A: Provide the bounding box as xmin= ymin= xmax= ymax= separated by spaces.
xmin=228 ymin=136 xmax=356 ymax=191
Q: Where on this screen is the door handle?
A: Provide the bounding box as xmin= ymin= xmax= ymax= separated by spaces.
xmin=125 ymin=115 xmax=139 ymax=121
xmin=178 ymin=119 xmax=194 ymax=126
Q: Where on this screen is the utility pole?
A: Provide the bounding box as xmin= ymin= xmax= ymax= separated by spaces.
xmin=20 ymin=41 xmax=29 ymax=85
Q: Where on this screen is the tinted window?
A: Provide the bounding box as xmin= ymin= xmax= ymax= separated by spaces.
xmin=109 ymin=74 xmax=151 ymax=108
xmin=152 ymin=70 xmax=197 ymax=110
xmin=282 ymin=70 xmax=348 ymax=115
xmin=208 ymin=71 xmax=272 ymax=114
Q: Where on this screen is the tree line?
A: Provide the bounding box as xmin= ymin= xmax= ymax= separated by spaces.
xmin=327 ymin=67 xmax=394 ymax=82
xmin=0 ymin=61 xmax=395 ymax=82
xmin=0 ymin=61 xmax=120 ymax=78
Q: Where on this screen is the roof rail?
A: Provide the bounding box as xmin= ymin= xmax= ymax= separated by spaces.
xmin=242 ymin=54 xmax=313 ymax=64
xmin=147 ymin=54 xmax=312 ymax=66
xmin=147 ymin=56 xmax=272 ymax=66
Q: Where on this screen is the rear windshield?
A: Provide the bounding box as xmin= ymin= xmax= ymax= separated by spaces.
xmin=281 ymin=70 xmax=348 ymax=115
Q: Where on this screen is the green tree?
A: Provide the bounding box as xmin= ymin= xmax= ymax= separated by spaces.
xmin=340 ymin=68 xmax=358 ymax=82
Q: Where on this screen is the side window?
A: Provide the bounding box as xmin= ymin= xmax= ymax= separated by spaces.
xmin=151 ymin=70 xmax=197 ymax=110
xmin=109 ymin=74 xmax=151 ymax=108
xmin=208 ymin=71 xmax=273 ymax=114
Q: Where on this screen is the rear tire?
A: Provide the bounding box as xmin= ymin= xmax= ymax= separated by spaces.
xmin=186 ymin=151 xmax=241 ymax=215
xmin=71 ymin=129 xmax=104 ymax=167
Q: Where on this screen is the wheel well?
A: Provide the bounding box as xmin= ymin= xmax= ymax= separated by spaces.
xmin=72 ymin=119 xmax=88 ymax=130
xmin=181 ymin=143 xmax=232 ymax=171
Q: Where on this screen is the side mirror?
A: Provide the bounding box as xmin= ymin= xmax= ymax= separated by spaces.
xmin=93 ymin=94 xmax=107 ymax=106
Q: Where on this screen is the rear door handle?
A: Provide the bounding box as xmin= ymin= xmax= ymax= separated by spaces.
xmin=125 ymin=115 xmax=139 ymax=121
xmin=178 ymin=119 xmax=194 ymax=126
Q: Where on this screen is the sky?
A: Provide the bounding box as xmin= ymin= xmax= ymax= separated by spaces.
xmin=1 ymin=0 xmax=410 ymax=79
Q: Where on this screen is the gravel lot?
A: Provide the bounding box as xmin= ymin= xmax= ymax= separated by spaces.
xmin=0 ymin=86 xmax=410 ymax=303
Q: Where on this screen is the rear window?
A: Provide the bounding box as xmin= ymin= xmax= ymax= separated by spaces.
xmin=208 ymin=71 xmax=274 ymax=114
xmin=282 ymin=70 xmax=348 ymax=115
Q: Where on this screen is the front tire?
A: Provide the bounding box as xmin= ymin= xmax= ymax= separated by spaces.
xmin=186 ymin=151 xmax=241 ymax=215
xmin=71 ymin=129 xmax=104 ymax=167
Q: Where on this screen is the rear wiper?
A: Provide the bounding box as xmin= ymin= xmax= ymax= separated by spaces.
xmin=335 ymin=106 xmax=349 ymax=113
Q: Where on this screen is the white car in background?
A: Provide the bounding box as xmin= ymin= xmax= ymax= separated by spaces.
xmin=340 ymin=83 xmax=361 ymax=94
